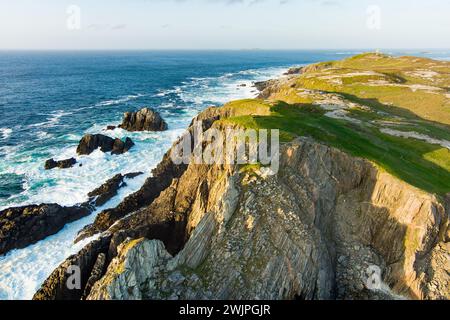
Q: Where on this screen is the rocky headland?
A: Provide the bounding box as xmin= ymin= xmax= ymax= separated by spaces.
xmin=3 ymin=53 xmax=450 ymax=301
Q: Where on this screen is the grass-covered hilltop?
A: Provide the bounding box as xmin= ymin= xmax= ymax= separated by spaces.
xmin=220 ymin=53 xmax=450 ymax=196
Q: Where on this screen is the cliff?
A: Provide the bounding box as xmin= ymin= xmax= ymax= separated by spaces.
xmin=34 ymin=53 xmax=450 ymax=300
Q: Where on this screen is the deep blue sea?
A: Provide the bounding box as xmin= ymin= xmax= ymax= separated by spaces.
xmin=0 ymin=49 xmax=449 ymax=299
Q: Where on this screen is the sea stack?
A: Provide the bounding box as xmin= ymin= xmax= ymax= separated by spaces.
xmin=119 ymin=107 xmax=168 ymax=132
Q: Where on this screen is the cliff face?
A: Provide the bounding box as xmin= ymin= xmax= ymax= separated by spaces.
xmin=85 ymin=131 xmax=449 ymax=300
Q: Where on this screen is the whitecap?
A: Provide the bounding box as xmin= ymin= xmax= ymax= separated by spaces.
xmin=95 ymin=94 xmax=145 ymax=107
xmin=28 ymin=110 xmax=72 ymax=129
xmin=0 ymin=128 xmax=12 ymax=140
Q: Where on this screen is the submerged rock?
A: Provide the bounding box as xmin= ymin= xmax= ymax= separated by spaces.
xmin=119 ymin=107 xmax=168 ymax=132
xmin=76 ymin=134 xmax=134 ymax=155
xmin=0 ymin=204 xmax=91 ymax=255
xmin=44 ymin=158 xmax=77 ymax=170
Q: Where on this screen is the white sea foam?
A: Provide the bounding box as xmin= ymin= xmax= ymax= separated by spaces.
xmin=95 ymin=94 xmax=145 ymax=107
xmin=0 ymin=128 xmax=12 ymax=140
xmin=0 ymin=173 xmax=148 ymax=300
xmin=175 ymin=66 xmax=288 ymax=106
xmin=28 ymin=110 xmax=72 ymax=129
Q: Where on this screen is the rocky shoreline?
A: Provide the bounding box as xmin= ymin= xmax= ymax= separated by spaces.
xmin=1 ymin=58 xmax=449 ymax=300
xmin=1 ymin=107 xmax=167 ymax=257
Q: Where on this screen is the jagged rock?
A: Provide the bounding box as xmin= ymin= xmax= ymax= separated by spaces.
xmin=111 ymin=137 xmax=135 ymax=155
xmin=119 ymin=107 xmax=168 ymax=132
xmin=33 ymin=235 xmax=112 ymax=300
xmin=0 ymin=172 xmax=143 ymax=257
xmin=87 ymin=172 xmax=143 ymax=207
xmin=74 ymin=147 xmax=188 ymax=243
xmin=44 ymin=158 xmax=77 ymax=170
xmin=106 ymin=125 xmax=117 ymax=131
xmin=82 ymin=253 xmax=106 ymax=300
xmin=0 ymin=204 xmax=91 ymax=256
xmin=87 ymin=239 xmax=172 ymax=300
xmin=254 ymin=80 xmax=270 ymax=91
xmin=76 ymin=134 xmax=134 ymax=155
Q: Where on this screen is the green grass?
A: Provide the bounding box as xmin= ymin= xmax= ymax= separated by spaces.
xmin=287 ymin=53 xmax=450 ymax=124
xmin=223 ymin=101 xmax=450 ymax=195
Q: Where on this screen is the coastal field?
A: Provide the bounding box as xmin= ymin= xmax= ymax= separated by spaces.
xmin=221 ymin=53 xmax=450 ymax=195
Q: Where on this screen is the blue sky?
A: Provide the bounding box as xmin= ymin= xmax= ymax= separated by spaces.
xmin=0 ymin=0 xmax=449 ymax=49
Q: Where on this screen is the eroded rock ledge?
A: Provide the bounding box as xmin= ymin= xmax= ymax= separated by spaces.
xmin=0 ymin=172 xmax=142 ymax=257
xmin=0 ymin=204 xmax=91 ymax=256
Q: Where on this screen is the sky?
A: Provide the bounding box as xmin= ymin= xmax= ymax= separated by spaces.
xmin=0 ymin=0 xmax=449 ymax=50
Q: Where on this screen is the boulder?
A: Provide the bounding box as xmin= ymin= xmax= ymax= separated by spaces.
xmin=44 ymin=158 xmax=77 ymax=170
xmin=111 ymin=137 xmax=135 ymax=155
xmin=119 ymin=107 xmax=168 ymax=132
xmin=76 ymin=134 xmax=134 ymax=155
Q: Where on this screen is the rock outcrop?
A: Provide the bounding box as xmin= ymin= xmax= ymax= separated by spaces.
xmin=76 ymin=134 xmax=134 ymax=155
xmin=44 ymin=158 xmax=77 ymax=170
xmin=119 ymin=108 xmax=168 ymax=132
xmin=86 ymin=172 xmax=143 ymax=207
xmin=0 ymin=204 xmax=91 ymax=255
xmin=0 ymin=172 xmax=143 ymax=257
xmin=33 ymin=236 xmax=112 ymax=300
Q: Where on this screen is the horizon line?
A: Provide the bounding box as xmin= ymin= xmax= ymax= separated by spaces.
xmin=0 ymin=48 xmax=449 ymax=52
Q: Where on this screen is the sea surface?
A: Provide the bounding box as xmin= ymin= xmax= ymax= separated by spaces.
xmin=0 ymin=49 xmax=449 ymax=300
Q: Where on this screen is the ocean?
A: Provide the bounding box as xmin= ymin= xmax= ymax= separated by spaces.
xmin=0 ymin=49 xmax=449 ymax=299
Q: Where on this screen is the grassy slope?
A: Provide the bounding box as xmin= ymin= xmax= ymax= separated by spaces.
xmin=219 ymin=53 xmax=450 ymax=196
